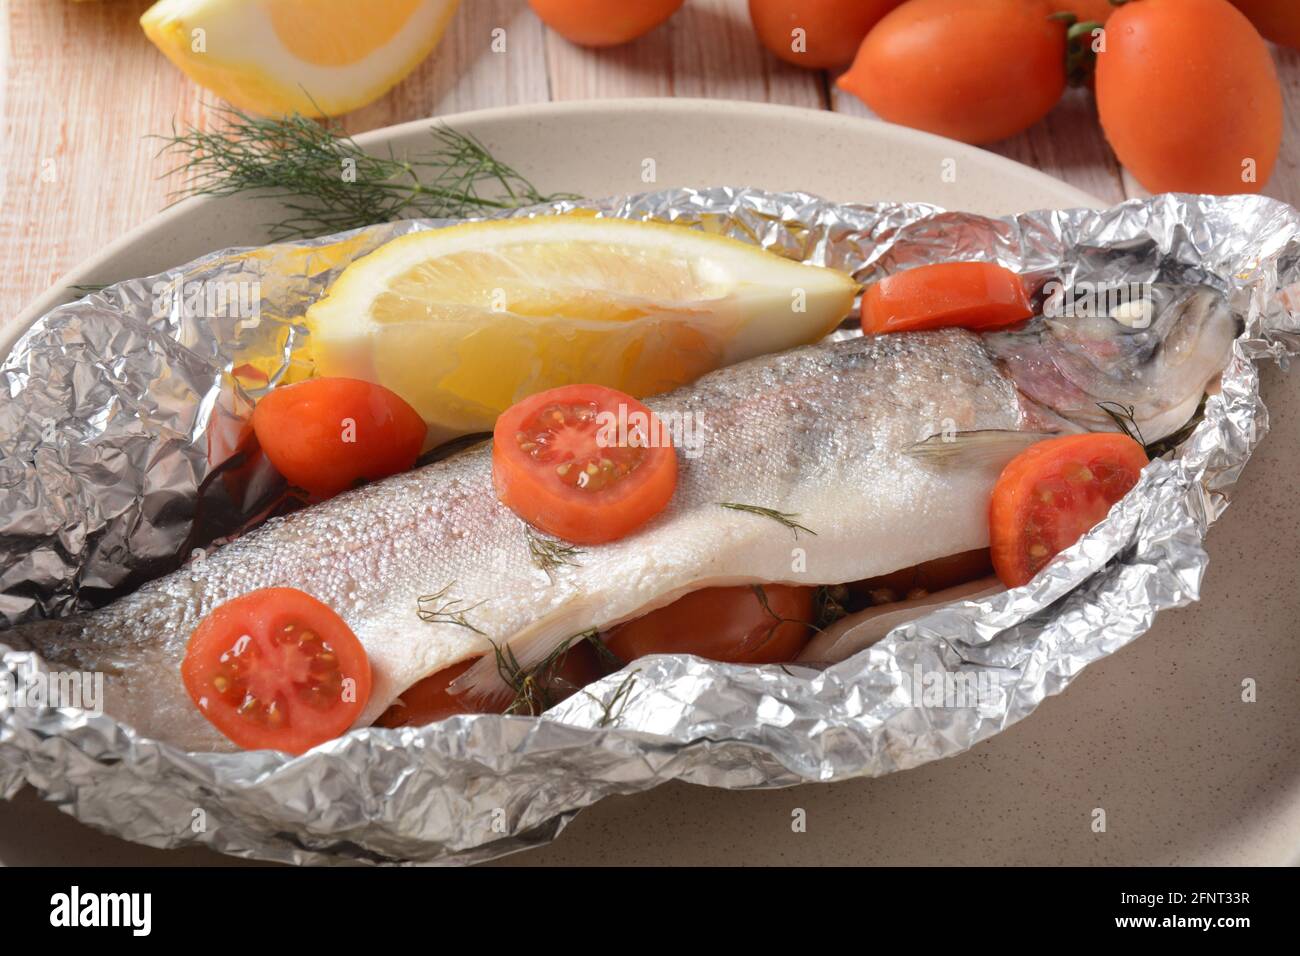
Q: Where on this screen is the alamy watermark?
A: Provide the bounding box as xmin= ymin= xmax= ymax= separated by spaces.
xmin=151 ymin=275 xmax=261 ymax=322
xmin=900 ymin=662 xmax=1004 ymax=709
xmin=1042 ymin=280 xmax=1154 ymax=326
xmin=595 ymin=404 xmax=705 ymax=459
xmin=0 ymin=669 xmax=104 ymax=715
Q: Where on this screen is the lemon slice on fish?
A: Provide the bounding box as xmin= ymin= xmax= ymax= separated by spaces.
xmin=304 ymin=215 xmax=860 ymax=447
xmin=140 ymin=0 xmax=460 ymax=117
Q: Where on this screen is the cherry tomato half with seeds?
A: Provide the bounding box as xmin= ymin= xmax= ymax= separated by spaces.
xmin=181 ymin=587 xmax=372 ymax=754
xmin=251 ymin=377 xmax=426 ymax=499
xmin=989 ymin=433 xmax=1148 ymax=588
xmin=861 ymin=262 xmax=1033 ymax=335
xmin=375 ymin=642 xmax=607 ymax=728
xmin=603 ymin=584 xmax=816 ymax=664
xmin=492 ymin=383 xmax=678 ymax=545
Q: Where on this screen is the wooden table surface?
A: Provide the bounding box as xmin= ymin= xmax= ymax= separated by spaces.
xmin=3 ymin=0 xmax=1299 ymax=324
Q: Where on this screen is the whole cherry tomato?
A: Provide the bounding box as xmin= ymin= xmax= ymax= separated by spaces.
xmin=1050 ymin=0 xmax=1117 ymax=22
xmin=837 ymin=0 xmax=1067 ymax=145
xmin=603 ymin=584 xmax=816 ymax=664
xmin=251 ymin=377 xmax=426 ymax=499
xmin=749 ymin=0 xmax=905 ymax=68
xmin=528 ymin=0 xmax=683 ymax=47
xmin=1096 ymin=0 xmax=1282 ymax=194
xmin=1232 ymin=1 xmax=1300 ymax=50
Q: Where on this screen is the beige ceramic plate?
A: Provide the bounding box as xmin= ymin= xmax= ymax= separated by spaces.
xmin=3 ymin=99 xmax=1297 ymax=867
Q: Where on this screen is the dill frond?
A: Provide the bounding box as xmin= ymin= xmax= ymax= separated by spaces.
xmin=525 ymin=525 xmax=584 ymax=575
xmin=1097 ymin=398 xmax=1205 ymax=459
xmin=1143 ymin=395 xmax=1208 ymax=460
xmin=154 ymin=106 xmax=578 ymax=241
xmin=1097 ymin=401 xmax=1146 ymax=447
xmin=584 ymin=671 xmax=638 ymax=728
xmin=750 ymin=584 xmax=818 ymax=654
xmin=719 ymin=502 xmax=817 ymax=539
xmin=492 ymin=630 xmax=596 ymax=716
xmin=416 ymin=583 xmax=486 ymax=634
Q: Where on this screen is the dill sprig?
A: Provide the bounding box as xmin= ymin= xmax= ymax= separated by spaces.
xmin=491 ymin=631 xmax=593 ymax=716
xmin=416 ymin=583 xmax=486 ymax=634
xmin=1097 ymin=398 xmax=1207 ymax=460
xmin=750 ymin=584 xmax=818 ymax=653
xmin=525 ymin=525 xmax=584 ymax=575
xmin=1098 ymin=401 xmax=1146 ymax=447
xmin=720 ymin=502 xmax=817 ymax=539
xmin=1145 ymin=395 xmax=1209 ymax=460
xmin=583 ymin=671 xmax=638 ymax=728
xmin=154 ymin=106 xmax=576 ymax=241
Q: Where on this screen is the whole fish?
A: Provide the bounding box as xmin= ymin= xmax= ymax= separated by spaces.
xmin=7 ymin=285 xmax=1236 ymax=752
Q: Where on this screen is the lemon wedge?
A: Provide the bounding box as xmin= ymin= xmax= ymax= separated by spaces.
xmin=140 ymin=0 xmax=461 ymax=117
xmin=305 ymin=215 xmax=860 ymax=446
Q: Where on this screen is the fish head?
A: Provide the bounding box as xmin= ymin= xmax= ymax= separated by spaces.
xmin=986 ymin=283 xmax=1238 ymax=441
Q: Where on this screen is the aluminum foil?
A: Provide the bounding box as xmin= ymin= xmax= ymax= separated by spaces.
xmin=2 ymin=187 xmax=1299 ymax=865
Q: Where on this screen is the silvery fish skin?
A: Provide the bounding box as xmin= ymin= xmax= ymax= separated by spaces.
xmin=9 ymin=286 xmax=1235 ymax=752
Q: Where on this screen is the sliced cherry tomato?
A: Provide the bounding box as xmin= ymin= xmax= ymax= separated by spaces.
xmin=251 ymin=377 xmax=426 ymax=499
xmin=375 ymin=642 xmax=607 ymax=728
xmin=989 ymin=433 xmax=1148 ymax=588
xmin=603 ymin=584 xmax=816 ymax=664
xmin=861 ymin=262 xmax=1033 ymax=335
xmin=181 ymin=587 xmax=372 ymax=754
xmin=492 ymin=384 xmax=678 ymax=545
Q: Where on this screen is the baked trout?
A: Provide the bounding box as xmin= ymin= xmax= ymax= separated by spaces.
xmin=7 ymin=285 xmax=1236 ymax=751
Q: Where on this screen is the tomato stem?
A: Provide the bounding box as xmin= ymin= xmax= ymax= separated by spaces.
xmin=1051 ymin=14 xmax=1108 ymax=87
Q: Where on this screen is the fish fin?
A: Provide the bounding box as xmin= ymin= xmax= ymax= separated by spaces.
xmin=449 ymin=614 xmax=588 ymax=706
xmin=905 ymin=430 xmax=1056 ymax=470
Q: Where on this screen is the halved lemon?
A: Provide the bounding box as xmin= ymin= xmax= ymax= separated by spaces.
xmin=305 ymin=215 xmax=860 ymax=447
xmin=140 ymin=0 xmax=461 ymax=117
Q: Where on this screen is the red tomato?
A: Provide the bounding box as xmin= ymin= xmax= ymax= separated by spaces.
xmin=181 ymin=587 xmax=372 ymax=754
xmin=850 ymin=548 xmax=994 ymax=602
xmin=989 ymin=433 xmax=1148 ymax=588
xmin=528 ymin=0 xmax=683 ymax=46
xmin=861 ymin=262 xmax=1033 ymax=335
xmin=492 ymin=384 xmax=678 ymax=545
xmin=375 ymin=642 xmax=607 ymax=728
xmin=749 ymin=0 xmax=905 ymax=68
xmin=603 ymin=585 xmax=816 ymax=664
xmin=1232 ymin=1 xmax=1300 ymax=50
xmin=1096 ymin=0 xmax=1282 ymax=194
xmin=837 ymin=0 xmax=1066 ymax=145
xmin=250 ymin=377 xmax=426 ymax=499
xmin=1050 ymin=0 xmax=1117 ymax=22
